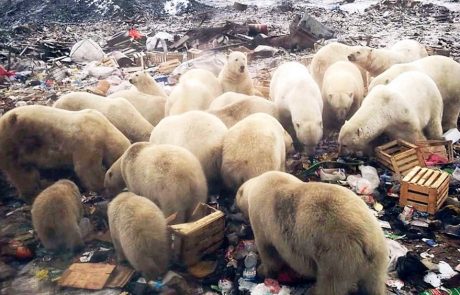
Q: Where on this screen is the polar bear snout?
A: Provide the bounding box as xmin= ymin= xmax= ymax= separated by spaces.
xmin=347 ymin=54 xmax=356 ymax=61
xmin=239 ymin=65 xmax=245 ymax=72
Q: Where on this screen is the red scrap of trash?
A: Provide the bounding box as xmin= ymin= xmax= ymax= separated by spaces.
xmin=0 ymin=65 xmax=15 ymax=78
xmin=425 ymin=153 xmax=449 ymax=166
xmin=128 ymin=28 xmax=143 ymax=40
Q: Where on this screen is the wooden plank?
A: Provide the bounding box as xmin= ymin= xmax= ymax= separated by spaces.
xmin=398 ymin=161 xmax=420 ymax=175
xmin=411 ymin=167 xmax=429 ymax=183
xmin=425 ymin=171 xmax=440 ymax=187
xmin=418 ymin=169 xmax=434 ymax=186
xmin=397 ymin=154 xmax=419 ymax=166
xmin=399 ymin=139 xmax=418 ymax=149
xmin=402 ymin=166 xmax=421 ymax=182
xmin=432 ymin=172 xmax=449 ymax=188
xmin=384 ymin=146 xmax=404 ymax=155
xmin=405 ymin=192 xmax=429 ymax=203
xmin=376 ymin=140 xmax=399 ymax=151
xmin=394 ymin=148 xmax=418 ymax=160
xmin=406 ymin=200 xmax=428 ymax=212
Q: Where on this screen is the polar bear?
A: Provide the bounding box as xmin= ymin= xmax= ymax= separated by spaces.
xmin=31 ymin=179 xmax=84 ymax=252
xmin=209 ymin=95 xmax=280 ymax=128
xmin=208 ymin=92 xmax=259 ymax=110
xmin=309 ymin=42 xmax=366 ymax=89
xmin=348 ymin=39 xmax=428 ymax=77
xmin=166 ymin=69 xmax=223 ymax=115
xmin=218 ymin=51 xmax=258 ymax=95
xmin=235 ymin=171 xmax=388 ymax=295
xmin=149 ymin=111 xmax=227 ymax=189
xmin=108 ymin=192 xmax=169 ymax=280
xmin=54 ymin=92 xmax=153 ymax=142
xmin=221 ymin=113 xmax=288 ymax=191
xmin=270 ymin=61 xmax=323 ymax=154
xmin=104 ymin=143 xmax=207 ymax=224
xmin=129 ymin=71 xmax=167 ymax=97
xmin=369 ymin=55 xmax=460 ymax=131
xmin=322 ymin=61 xmax=364 ymax=128
xmin=108 ymin=89 xmax=166 ymax=125
xmin=338 ymin=71 xmax=443 ymax=155
xmin=0 ymin=106 xmax=130 ymax=200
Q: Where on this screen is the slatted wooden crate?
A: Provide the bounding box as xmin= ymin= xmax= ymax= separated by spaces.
xmin=375 ymin=139 xmax=425 ymax=176
xmin=416 ymin=140 xmax=453 ymax=165
xmin=169 ymin=203 xmax=225 ymax=266
xmin=400 ymin=166 xmax=450 ymax=214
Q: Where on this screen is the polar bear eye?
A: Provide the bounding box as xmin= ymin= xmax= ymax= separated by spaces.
xmin=108 ymin=171 xmax=113 ymax=177
xmin=357 ymin=51 xmax=361 ymax=54
xmin=296 ymin=123 xmax=300 ymax=127
xmin=235 ymin=58 xmax=239 ymax=61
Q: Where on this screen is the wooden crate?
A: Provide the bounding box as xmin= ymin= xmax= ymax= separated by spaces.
xmin=400 ymin=166 xmax=450 ymax=214
xmin=375 ymin=139 xmax=425 ymax=176
xmin=169 ymin=203 xmax=225 ymax=267
xmin=146 ymin=51 xmax=184 ymax=64
xmin=416 ymin=140 xmax=453 ymax=165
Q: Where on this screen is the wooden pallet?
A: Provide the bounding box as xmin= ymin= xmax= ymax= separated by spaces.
xmin=169 ymin=203 xmax=225 ymax=267
xmin=375 ymin=139 xmax=425 ymax=176
xmin=400 ymin=166 xmax=450 ymax=214
xmin=416 ymin=140 xmax=453 ymax=165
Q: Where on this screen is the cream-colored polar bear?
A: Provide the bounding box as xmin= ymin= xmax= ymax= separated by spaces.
xmin=104 ymin=143 xmax=207 ymax=224
xmin=270 ymin=61 xmax=323 ymax=154
xmin=108 ymin=192 xmax=169 ymax=280
xmin=221 ymin=113 xmax=288 ymax=190
xmin=31 ymin=180 xmax=84 ymax=252
xmin=129 ymin=71 xmax=167 ymax=97
xmin=218 ymin=51 xmax=258 ymax=95
xmin=54 ymin=92 xmax=153 ymax=142
xmin=309 ymin=42 xmax=366 ymax=89
xmin=339 ymin=71 xmax=443 ymax=154
xmin=166 ymin=69 xmax=223 ymax=115
xmin=369 ymin=55 xmax=460 ymax=131
xmin=0 ymin=105 xmax=130 ymax=200
xmin=108 ymin=89 xmax=166 ymax=125
xmin=322 ymin=61 xmax=364 ymax=128
xmin=149 ymin=111 xmax=227 ymax=188
xmin=209 ymin=95 xmax=280 ymax=128
xmin=209 ymin=92 xmax=259 ymax=110
xmin=235 ymin=171 xmax=388 ymax=295
xmin=348 ymin=39 xmax=428 ymax=77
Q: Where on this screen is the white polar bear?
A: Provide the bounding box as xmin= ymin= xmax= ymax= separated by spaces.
xmin=166 ymin=69 xmax=223 ymax=115
xmin=339 ymin=71 xmax=443 ymax=154
xmin=209 ymin=92 xmax=261 ymax=110
xmin=128 ymin=71 xmax=167 ymax=97
xmin=108 ymin=89 xmax=166 ymax=125
xmin=309 ymin=42 xmax=366 ymax=89
xmin=209 ymin=95 xmax=279 ymax=128
xmin=221 ymin=113 xmax=288 ymax=191
xmin=321 ymin=61 xmax=364 ymax=128
xmin=104 ymin=143 xmax=208 ymax=224
xmin=54 ymin=92 xmax=153 ymax=142
xmin=149 ymin=111 xmax=227 ymax=189
xmin=347 ymin=39 xmax=428 ymax=77
xmin=369 ymin=55 xmax=460 ymax=131
xmin=270 ymin=61 xmax=323 ymax=154
xmin=218 ymin=51 xmax=258 ymax=95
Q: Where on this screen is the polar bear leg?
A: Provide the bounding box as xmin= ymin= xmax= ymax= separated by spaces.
xmin=73 ymin=150 xmax=105 ymax=192
xmin=442 ymin=101 xmax=460 ymax=131
xmin=424 ymin=120 xmax=443 ymax=140
xmin=7 ymin=165 xmax=41 ymax=199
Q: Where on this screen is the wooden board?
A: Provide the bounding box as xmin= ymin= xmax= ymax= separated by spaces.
xmin=58 ymin=263 xmax=115 ymax=290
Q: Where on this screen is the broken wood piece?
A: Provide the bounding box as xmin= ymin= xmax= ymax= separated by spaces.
xmin=158 ymin=59 xmax=181 ymax=74
xmin=58 ymin=263 xmax=116 ymax=290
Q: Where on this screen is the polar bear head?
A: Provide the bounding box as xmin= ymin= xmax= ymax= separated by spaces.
xmin=327 ymin=92 xmax=354 ymax=121
xmin=347 ymin=46 xmax=373 ymax=66
xmin=227 ymin=51 xmax=248 ymax=75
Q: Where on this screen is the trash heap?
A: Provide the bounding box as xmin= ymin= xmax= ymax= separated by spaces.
xmin=1 ymin=0 xmax=460 ymax=294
